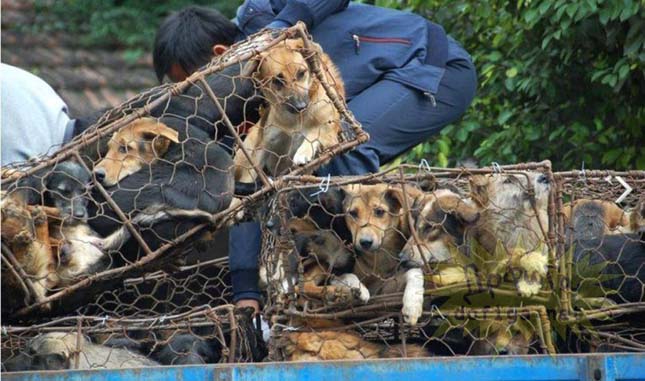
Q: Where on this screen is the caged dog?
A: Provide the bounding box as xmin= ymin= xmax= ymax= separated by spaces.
xmin=89 ymin=117 xmax=238 ymax=258
xmin=1 ymin=161 xmax=110 ymax=312
xmin=260 ymin=186 xmax=361 ymax=301
xmin=469 ymin=171 xmax=552 ymax=297
xmin=2 ymin=332 xmax=159 ymax=371
xmin=342 ymin=183 xmax=427 ymax=325
xmin=234 ymin=39 xmax=344 ymax=183
xmin=563 ymin=199 xmax=631 ymax=241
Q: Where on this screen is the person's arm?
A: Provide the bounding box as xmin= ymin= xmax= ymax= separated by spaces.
xmin=266 ymin=0 xmax=349 ymax=30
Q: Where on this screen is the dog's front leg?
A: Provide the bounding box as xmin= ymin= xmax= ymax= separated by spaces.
xmin=402 ymin=267 xmax=424 ymax=325
xmin=234 ymin=126 xmax=262 ymax=183
xmin=292 ymin=123 xmax=339 ymax=166
xmin=329 ymin=273 xmax=370 ymax=303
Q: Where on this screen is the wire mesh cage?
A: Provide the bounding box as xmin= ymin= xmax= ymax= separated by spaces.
xmin=260 ymin=161 xmax=565 ymax=360
xmin=1 ymin=23 xmax=364 ymax=371
xmin=1 ymin=306 xmax=265 ymax=370
xmin=552 ymin=170 xmax=644 ymax=353
xmin=0 ymin=23 xmax=365 ymax=322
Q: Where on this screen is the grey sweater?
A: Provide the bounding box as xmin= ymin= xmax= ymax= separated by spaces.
xmin=1 ymin=63 xmax=74 ymax=166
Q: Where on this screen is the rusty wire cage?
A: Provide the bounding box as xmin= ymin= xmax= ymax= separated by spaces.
xmin=260 ymin=161 xmax=568 ymax=360
xmin=1 ymin=305 xmax=264 ymax=370
xmin=1 ymin=23 xmax=365 ymax=371
xmin=552 ymin=170 xmax=644 ymax=353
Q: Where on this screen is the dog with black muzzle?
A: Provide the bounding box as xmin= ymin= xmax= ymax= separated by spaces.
xmin=234 ymin=39 xmax=344 ymax=182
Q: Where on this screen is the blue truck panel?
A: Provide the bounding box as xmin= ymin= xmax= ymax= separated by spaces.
xmin=4 ymin=354 xmax=644 ymax=381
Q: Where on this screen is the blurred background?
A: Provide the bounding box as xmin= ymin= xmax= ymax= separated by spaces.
xmin=2 ymin=0 xmax=643 ymax=170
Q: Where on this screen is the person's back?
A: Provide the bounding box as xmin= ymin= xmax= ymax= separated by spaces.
xmin=1 ymin=63 xmax=74 ymax=166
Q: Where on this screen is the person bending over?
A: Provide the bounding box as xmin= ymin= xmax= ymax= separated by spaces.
xmin=153 ymin=1 xmax=477 ymax=314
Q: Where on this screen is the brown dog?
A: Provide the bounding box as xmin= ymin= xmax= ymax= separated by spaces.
xmin=93 ymin=117 xmax=179 ymax=187
xmin=234 ymin=39 xmax=344 ymax=182
xmin=469 ymin=172 xmax=551 ymax=297
xmin=281 ymin=330 xmax=429 ymax=361
xmin=343 ymin=184 xmax=426 ymax=324
xmin=1 ymin=192 xmax=56 ymax=310
xmin=563 ymin=199 xmax=631 ymax=240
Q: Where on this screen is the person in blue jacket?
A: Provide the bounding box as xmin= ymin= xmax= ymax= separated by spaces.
xmin=153 ymin=1 xmax=477 ymax=314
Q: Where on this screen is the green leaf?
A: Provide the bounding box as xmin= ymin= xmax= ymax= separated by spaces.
xmin=488 ymin=51 xmax=502 ymax=62
xmin=505 ymin=67 xmax=518 ymax=78
xmin=497 ymin=110 xmax=513 ymax=125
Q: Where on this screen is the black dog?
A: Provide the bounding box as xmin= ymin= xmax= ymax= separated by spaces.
xmin=88 ymin=117 xmax=234 ymax=261
xmin=151 ymin=334 xmax=221 ymax=365
xmin=270 ymin=186 xmax=352 ymax=243
xmin=14 ymin=160 xmax=91 ymax=220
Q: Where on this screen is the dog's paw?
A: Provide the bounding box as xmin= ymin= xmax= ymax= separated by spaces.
xmin=293 ymin=143 xmax=317 ymax=165
xmin=331 ymin=273 xmax=370 ymax=304
xmin=402 ymin=299 xmax=423 ymax=326
xmin=516 ymin=279 xmax=542 ymax=297
xmin=402 ymin=268 xmax=425 ymax=325
xmin=519 ymin=250 xmax=548 ymax=277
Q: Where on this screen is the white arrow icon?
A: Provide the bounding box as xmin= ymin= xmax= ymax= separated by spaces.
xmin=615 ymin=176 xmax=633 ymax=204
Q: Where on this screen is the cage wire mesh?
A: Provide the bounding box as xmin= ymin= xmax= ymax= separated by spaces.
xmin=1 ymin=23 xmax=364 ymax=370
xmin=259 ymin=161 xmax=644 ymax=360
xmin=553 ymin=170 xmax=644 ymax=353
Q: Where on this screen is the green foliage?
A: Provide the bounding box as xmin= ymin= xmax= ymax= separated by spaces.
xmin=33 ymin=0 xmax=242 ymax=51
xmin=370 ymin=0 xmax=645 ymax=170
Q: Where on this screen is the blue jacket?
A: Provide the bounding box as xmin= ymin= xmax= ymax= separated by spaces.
xmin=235 ymin=0 xmax=472 ymax=100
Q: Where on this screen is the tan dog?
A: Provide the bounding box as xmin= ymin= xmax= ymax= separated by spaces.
xmin=470 ymin=172 xmax=551 ymax=297
xmin=563 ymin=199 xmax=630 ymax=240
xmin=400 ymin=189 xmax=480 ymax=266
xmin=281 ymin=330 xmax=429 ymax=361
xmin=343 ymin=184 xmax=426 ymax=324
xmin=93 ymin=118 xmax=179 ymax=187
xmin=1 ymin=192 xmax=56 ymax=310
xmin=398 ymin=188 xmax=481 ymax=289
xmin=234 ymin=39 xmax=344 ymax=182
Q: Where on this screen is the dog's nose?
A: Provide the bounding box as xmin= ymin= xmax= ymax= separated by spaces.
xmin=59 ymin=243 xmax=72 ymax=265
xmin=498 ymin=348 xmax=509 ymax=355
xmin=359 ymin=238 xmax=373 ymax=250
xmin=94 ymin=168 xmax=106 ymax=183
xmin=537 ymin=174 xmax=549 ymax=184
xmin=72 ymin=207 xmax=87 ymax=219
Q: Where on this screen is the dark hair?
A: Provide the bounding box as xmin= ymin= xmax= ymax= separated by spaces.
xmin=153 ymin=6 xmax=238 ymax=82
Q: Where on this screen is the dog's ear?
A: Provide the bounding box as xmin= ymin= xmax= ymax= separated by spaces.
xmin=285 ymin=38 xmax=305 ymax=51
xmin=241 ymin=59 xmax=260 ymax=79
xmin=469 ymin=175 xmax=490 ymax=207
xmin=453 ymin=201 xmax=480 ymax=225
xmin=142 ymin=122 xmax=179 ymax=157
xmin=436 ymin=194 xmax=480 ymax=225
xmin=384 ymin=187 xmax=405 ymax=213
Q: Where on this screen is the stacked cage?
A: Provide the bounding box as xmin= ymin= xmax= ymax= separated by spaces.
xmin=553 ymin=170 xmax=644 ymax=353
xmin=1 ymin=23 xmax=365 ymax=371
xmin=261 ymin=163 xmax=644 ymax=360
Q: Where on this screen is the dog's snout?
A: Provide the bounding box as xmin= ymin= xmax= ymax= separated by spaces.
xmin=59 ymin=243 xmax=72 ymax=265
xmin=72 ymin=208 xmax=87 ymax=219
xmin=286 ymin=96 xmax=309 ymax=113
xmin=94 ymin=168 xmax=106 ymax=183
xmin=359 ymin=238 xmax=373 ymax=250
xmin=498 ymin=348 xmax=509 ymax=355
xmin=537 ymin=174 xmax=549 ymax=184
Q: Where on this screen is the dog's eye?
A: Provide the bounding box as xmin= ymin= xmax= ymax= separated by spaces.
xmin=118 ymin=145 xmax=127 ymax=154
xmin=349 ymin=209 xmax=359 ymax=219
xmin=272 ymin=77 xmax=284 ymax=89
xmin=503 ymin=176 xmax=515 ymax=184
xmin=374 ymin=207 xmax=385 ymax=217
xmin=296 ymin=69 xmax=306 ymax=80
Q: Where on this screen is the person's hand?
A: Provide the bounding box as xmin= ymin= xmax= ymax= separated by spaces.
xmin=235 ymin=298 xmax=260 ymax=315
